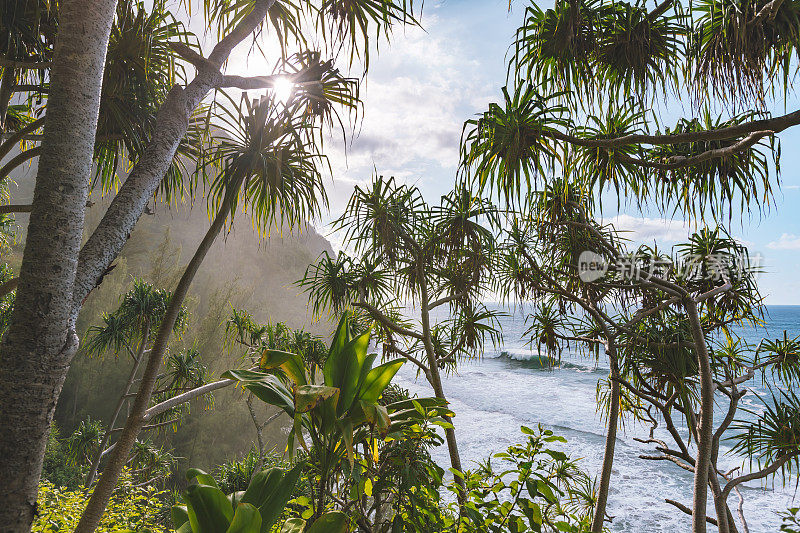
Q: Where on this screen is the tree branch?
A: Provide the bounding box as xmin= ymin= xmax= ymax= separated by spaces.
xmin=353 ymin=300 xmax=424 ymax=340
xmin=142 ymin=378 xmax=234 ymax=422
xmin=0 ymin=277 xmax=18 ymax=298
xmin=613 ymin=131 xmax=772 ymax=171
xmin=0 ymin=117 xmax=45 ymax=160
xmin=665 ymin=499 xmax=718 ymax=526
xmin=0 ymin=204 xmax=32 ymax=214
xmin=722 ymin=453 xmax=798 ymax=499
xmin=0 ymin=146 xmax=42 ymax=178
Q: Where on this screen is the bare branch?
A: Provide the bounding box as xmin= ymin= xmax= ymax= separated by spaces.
xmin=353 ymin=300 xmax=424 ymax=340
xmin=0 ymin=204 xmax=32 ymax=214
xmin=614 ymin=131 xmax=772 ymax=171
xmin=0 ymin=146 xmax=41 ymax=178
xmin=142 ymin=378 xmax=234 ymax=422
xmin=665 ymin=499 xmax=718 ymax=526
xmin=427 ymin=291 xmax=468 ymax=311
xmin=219 ymin=74 xmax=281 ymax=90
xmin=722 ymin=453 xmax=799 ymax=498
xmin=0 ymin=277 xmax=18 ymax=298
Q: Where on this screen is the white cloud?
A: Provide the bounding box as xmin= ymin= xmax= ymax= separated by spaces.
xmin=603 ymin=214 xmax=692 ymax=243
xmin=784 ymin=185 xmax=800 ymax=190
xmin=320 ymin=13 xmax=496 ymax=217
xmin=767 ymin=234 xmax=800 ymax=250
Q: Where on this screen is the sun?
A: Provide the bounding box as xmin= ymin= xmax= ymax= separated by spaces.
xmin=272 ymin=77 xmax=295 ymax=105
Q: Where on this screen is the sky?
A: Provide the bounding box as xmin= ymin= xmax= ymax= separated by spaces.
xmin=220 ymin=0 xmax=800 ymax=304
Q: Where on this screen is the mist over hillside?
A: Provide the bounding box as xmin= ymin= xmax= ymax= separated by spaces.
xmin=7 ymin=161 xmax=337 ymax=471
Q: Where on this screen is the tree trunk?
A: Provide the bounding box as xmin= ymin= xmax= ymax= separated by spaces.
xmin=685 ymin=298 xmax=714 ymax=533
xmin=591 ymin=343 xmax=620 ymax=533
xmin=75 ymin=196 xmax=235 ymax=533
xmin=417 ymin=273 xmax=465 ymax=498
xmin=0 ymin=64 xmax=15 ymax=132
xmin=69 ymin=0 xmax=277 ymax=326
xmin=0 ymin=1 xmax=116 ymax=530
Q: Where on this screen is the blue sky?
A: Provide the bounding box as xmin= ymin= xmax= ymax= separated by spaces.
xmin=221 ymin=0 xmax=800 ymax=304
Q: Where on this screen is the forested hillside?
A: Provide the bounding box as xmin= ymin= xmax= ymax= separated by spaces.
xmin=6 ymin=163 xmax=334 ymax=471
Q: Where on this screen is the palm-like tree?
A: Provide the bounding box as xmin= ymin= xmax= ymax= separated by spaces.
xmin=300 ymin=176 xmax=502 ymax=497
xmin=81 ymin=280 xmax=186 ymax=487
xmin=78 ymin=52 xmax=359 ymax=529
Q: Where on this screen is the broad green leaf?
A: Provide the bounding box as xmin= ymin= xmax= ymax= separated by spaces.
xmin=326 ymin=313 xmax=350 ymax=366
xmin=246 ymin=464 xmax=303 ymax=533
xmin=260 ymin=349 xmax=308 ymax=386
xmin=241 ymin=468 xmax=284 ymax=507
xmin=226 ymin=503 xmax=261 ymax=533
xmin=171 ymin=504 xmax=189 ymax=529
xmin=280 ymin=518 xmax=305 ymax=533
xmin=340 ymin=418 xmax=355 ymax=468
xmin=357 ymin=358 xmax=404 ymax=404
xmin=185 ymin=484 xmax=233 ymax=533
xmin=306 ymin=511 xmax=348 ymax=533
xmin=536 ymin=480 xmax=558 ymax=504
xmin=360 ymin=401 xmax=390 ymax=435
xmin=324 ymin=327 xmax=372 ymax=415
xmin=186 ymin=468 xmax=219 ymax=488
xmin=294 ymin=384 xmax=339 ymax=413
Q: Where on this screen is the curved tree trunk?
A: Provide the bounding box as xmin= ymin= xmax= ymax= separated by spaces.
xmin=591 ymin=342 xmax=620 ymax=533
xmin=417 ymin=272 xmax=465 ymax=499
xmin=75 ymin=195 xmax=235 ymax=533
xmin=685 ymin=299 xmax=715 ymax=533
xmin=0 ymin=1 xmax=117 ymax=530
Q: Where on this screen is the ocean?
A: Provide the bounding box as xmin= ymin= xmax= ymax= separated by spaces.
xmin=392 ymin=304 xmax=800 ymax=532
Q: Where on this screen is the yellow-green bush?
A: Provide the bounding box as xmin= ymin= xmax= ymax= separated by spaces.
xmin=33 ymin=475 xmax=168 ymax=533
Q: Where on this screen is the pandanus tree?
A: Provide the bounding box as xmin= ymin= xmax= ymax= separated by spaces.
xmin=300 ymin=177 xmax=503 ymax=494
xmin=491 ymin=179 xmax=787 ymax=532
xmin=0 ymin=1 xmax=419 ymax=529
xmin=225 ymin=312 xmax=453 ymax=528
xmin=76 ymin=79 xmax=344 ymax=530
xmin=80 ymin=279 xmax=183 ymax=487
xmin=460 ymin=0 xmax=800 ymax=530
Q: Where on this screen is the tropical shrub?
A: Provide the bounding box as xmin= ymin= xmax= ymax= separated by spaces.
xmin=33 ymin=472 xmax=168 ymax=533
xmin=171 ymin=466 xmax=347 ymax=533
xmin=782 ymin=508 xmax=800 ymax=533
xmin=226 ymin=312 xmax=453 ymax=529
xmin=41 ymin=425 xmax=83 ymax=491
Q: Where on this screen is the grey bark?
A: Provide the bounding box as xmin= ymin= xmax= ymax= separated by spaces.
xmin=591 ymin=341 xmax=620 ymax=533
xmin=418 ymin=269 xmax=465 ymax=499
xmin=70 ymin=0 xmax=276 ymax=326
xmin=685 ymin=298 xmax=715 ymax=533
xmin=0 ymin=0 xmax=117 ymax=530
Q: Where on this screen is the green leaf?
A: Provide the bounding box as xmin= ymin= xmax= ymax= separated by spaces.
xmin=280 ymin=518 xmax=305 ymax=533
xmin=536 ymin=480 xmax=558 ymax=504
xmin=248 ymin=463 xmax=303 ymax=533
xmin=325 ymin=328 xmax=372 ymax=416
xmin=186 ymin=468 xmax=219 ymax=488
xmin=306 ymin=511 xmax=349 ymax=533
xmin=241 ymin=468 xmax=284 ymax=507
xmin=357 ymin=358 xmax=404 ymax=404
xmin=294 ymin=384 xmax=339 ymax=413
xmin=171 ymin=504 xmax=189 ymax=529
xmin=260 ymin=349 xmax=308 ymax=386
xmin=185 ymin=484 xmax=234 ymax=533
xmin=226 ymin=503 xmax=262 ymax=533
xmin=326 ymin=313 xmax=350 ymax=366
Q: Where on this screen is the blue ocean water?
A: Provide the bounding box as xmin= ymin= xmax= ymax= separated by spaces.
xmin=393 ymin=305 xmax=800 ymax=532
